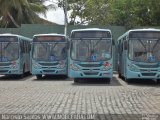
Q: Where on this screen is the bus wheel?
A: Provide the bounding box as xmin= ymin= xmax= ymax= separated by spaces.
xmin=19 ymin=65 xmax=25 ymax=78
xmin=157 ymin=79 xmax=160 ymax=84
xmin=125 ymin=78 xmax=130 ymax=83
xmin=74 ymin=78 xmax=79 ymax=83
xmin=107 ymin=78 xmax=111 ymax=84
xmin=36 ymin=75 xmax=42 ymax=79
xmin=118 ymin=73 xmax=122 ymax=79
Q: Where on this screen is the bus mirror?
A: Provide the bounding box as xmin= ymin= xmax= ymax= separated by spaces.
xmin=124 ymin=41 xmax=128 ymax=50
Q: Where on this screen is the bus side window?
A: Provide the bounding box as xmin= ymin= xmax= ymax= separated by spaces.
xmin=121 ymin=41 xmax=123 ymax=53
xmin=20 ymin=40 xmax=25 ymax=53
xmin=26 ymin=41 xmax=29 ymax=53
xmin=124 ymin=41 xmax=128 ymax=50
xmin=28 ymin=42 xmax=31 ymax=52
xmin=118 ymin=40 xmax=123 ymax=56
xmin=24 ymin=41 xmax=26 ymax=53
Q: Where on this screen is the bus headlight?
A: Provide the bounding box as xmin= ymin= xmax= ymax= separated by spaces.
xmin=33 ymin=63 xmax=41 ymax=69
xmin=11 ymin=61 xmax=18 ymax=69
xmin=102 ymin=66 xmax=111 ymax=71
xmin=102 ymin=62 xmax=112 ymax=71
xmin=57 ymin=61 xmax=65 ymax=69
xmin=70 ymin=64 xmax=80 ymax=71
xmin=11 ymin=64 xmax=18 ymax=69
xmin=128 ymin=64 xmax=140 ymax=72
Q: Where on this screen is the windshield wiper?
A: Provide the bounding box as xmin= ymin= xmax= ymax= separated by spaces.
xmin=80 ymin=39 xmax=90 ymax=53
xmin=38 ymin=42 xmax=47 ymax=50
xmin=151 ymin=39 xmax=160 ymax=52
xmin=93 ymin=38 xmax=103 ymax=48
xmin=138 ymin=38 xmax=147 ymax=52
xmin=3 ymin=42 xmax=11 ymax=50
xmin=51 ymin=43 xmax=58 ymax=50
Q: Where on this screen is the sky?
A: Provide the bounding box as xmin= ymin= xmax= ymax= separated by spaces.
xmin=39 ymin=0 xmax=65 ymax=25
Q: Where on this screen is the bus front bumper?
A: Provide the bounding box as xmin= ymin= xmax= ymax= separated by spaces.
xmin=126 ymin=69 xmax=160 ymax=79
xmin=69 ymin=69 xmax=113 ymax=79
xmin=0 ymin=69 xmax=21 ymax=75
xmin=31 ymin=68 xmax=67 ymax=75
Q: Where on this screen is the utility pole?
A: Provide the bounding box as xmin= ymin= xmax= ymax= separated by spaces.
xmin=64 ymin=0 xmax=68 ymax=36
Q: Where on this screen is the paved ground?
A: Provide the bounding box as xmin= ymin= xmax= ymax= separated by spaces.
xmin=0 ymin=74 xmax=160 ymax=120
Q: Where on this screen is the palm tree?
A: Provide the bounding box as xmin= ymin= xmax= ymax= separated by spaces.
xmin=0 ymin=0 xmax=55 ymax=28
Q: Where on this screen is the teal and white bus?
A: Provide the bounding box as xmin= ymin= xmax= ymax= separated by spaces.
xmin=69 ymin=28 xmax=113 ymax=83
xmin=118 ymin=29 xmax=160 ymax=83
xmin=31 ymin=34 xmax=68 ymax=79
xmin=0 ymin=34 xmax=32 ymax=77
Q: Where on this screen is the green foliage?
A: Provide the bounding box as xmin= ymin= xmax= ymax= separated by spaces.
xmin=0 ymin=0 xmax=55 ymax=28
xmin=61 ymin=0 xmax=160 ymax=28
xmin=61 ymin=0 xmax=113 ymax=25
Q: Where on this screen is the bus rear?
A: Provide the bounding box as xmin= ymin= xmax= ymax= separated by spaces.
xmin=31 ymin=34 xmax=68 ymax=79
xmin=69 ymin=28 xmax=113 ymax=83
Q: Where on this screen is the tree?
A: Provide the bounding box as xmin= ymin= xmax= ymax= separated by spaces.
xmin=58 ymin=0 xmax=113 ymax=25
xmin=57 ymin=0 xmax=160 ymax=28
xmin=0 ymin=0 xmax=55 ymax=28
xmin=110 ymin=0 xmax=160 ymax=28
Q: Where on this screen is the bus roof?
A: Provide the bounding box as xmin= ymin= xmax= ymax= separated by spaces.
xmin=118 ymin=28 xmax=160 ymax=41
xmin=71 ymin=28 xmax=111 ymax=33
xmin=0 ymin=33 xmax=32 ymax=41
xmin=33 ymin=33 xmax=66 ymax=38
xmin=128 ymin=28 xmax=160 ymax=32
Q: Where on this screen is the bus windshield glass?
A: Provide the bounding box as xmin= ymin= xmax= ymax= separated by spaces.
xmin=129 ymin=38 xmax=160 ymax=62
xmin=0 ymin=36 xmax=19 ymax=62
xmin=33 ymin=42 xmax=67 ymax=61
xmin=71 ymin=39 xmax=112 ymax=62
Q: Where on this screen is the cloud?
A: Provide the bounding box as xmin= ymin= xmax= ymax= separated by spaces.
xmin=39 ymin=0 xmax=65 ymax=25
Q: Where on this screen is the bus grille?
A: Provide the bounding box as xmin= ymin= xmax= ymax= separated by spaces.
xmin=83 ymin=72 xmax=99 ymax=75
xmin=141 ymin=73 xmax=156 ymax=76
xmin=39 ymin=63 xmax=58 ymax=66
xmin=0 ymin=70 xmax=8 ymax=73
xmin=137 ymin=64 xmax=159 ymax=68
xmin=0 ymin=63 xmax=11 ymax=66
xmin=43 ymin=70 xmax=55 ymax=73
xmin=79 ymin=64 xmax=101 ymax=67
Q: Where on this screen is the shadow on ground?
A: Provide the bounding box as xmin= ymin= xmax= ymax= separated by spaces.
xmin=0 ymin=72 xmax=32 ymax=81
xmin=123 ymin=78 xmax=160 ymax=86
xmin=71 ymin=76 xmax=122 ymax=86
xmin=33 ymin=75 xmax=70 ymax=81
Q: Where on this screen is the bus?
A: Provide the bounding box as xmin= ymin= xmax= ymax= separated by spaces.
xmin=0 ymin=33 xmax=32 ymax=77
xmin=69 ymin=28 xmax=113 ymax=83
xmin=117 ymin=29 xmax=160 ymax=83
xmin=31 ymin=34 xmax=68 ymax=79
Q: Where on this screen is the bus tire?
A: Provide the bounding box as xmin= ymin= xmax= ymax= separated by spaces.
xmin=19 ymin=65 xmax=25 ymax=78
xmin=157 ymin=79 xmax=160 ymax=84
xmin=36 ymin=75 xmax=42 ymax=79
xmin=107 ymin=78 xmax=111 ymax=84
xmin=125 ymin=78 xmax=130 ymax=83
xmin=74 ymin=78 xmax=79 ymax=83
xmin=118 ymin=73 xmax=122 ymax=79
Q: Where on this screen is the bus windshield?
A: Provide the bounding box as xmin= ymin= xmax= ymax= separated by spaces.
xmin=71 ymin=39 xmax=111 ymax=62
xmin=33 ymin=42 xmax=67 ymax=61
xmin=0 ymin=42 xmax=19 ymax=62
xmin=129 ymin=38 xmax=160 ymax=62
